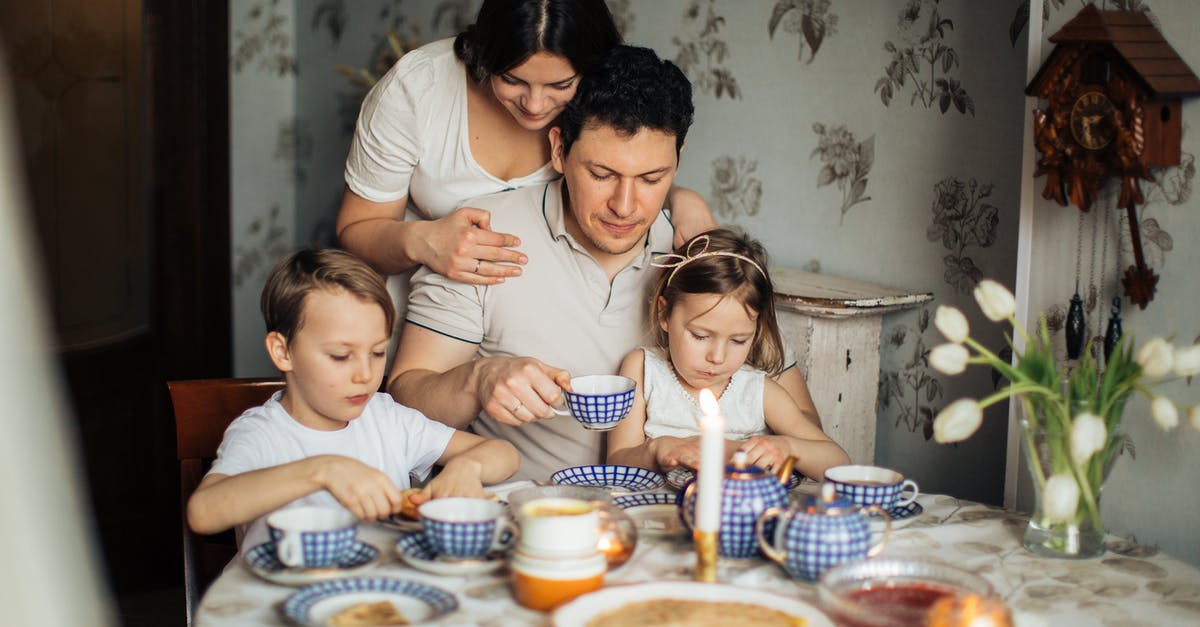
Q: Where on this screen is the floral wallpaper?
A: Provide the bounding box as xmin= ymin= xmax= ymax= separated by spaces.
xmin=768 ymin=0 xmax=839 ymax=64
xmin=875 ymin=0 xmax=975 ymax=115
xmin=810 ymin=122 xmax=874 ymax=224
xmin=229 ymin=0 xmax=1200 ymax=564
xmin=672 ymin=0 xmax=741 ymax=100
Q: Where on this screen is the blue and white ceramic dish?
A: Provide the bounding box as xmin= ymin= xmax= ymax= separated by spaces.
xmin=612 ymin=492 xmax=678 ymax=509
xmin=562 ymin=375 xmax=637 ymax=430
xmin=280 ymin=577 xmax=458 ymax=626
xmin=613 ymin=492 xmax=685 ymax=537
xmin=394 ymin=532 xmax=505 ymax=577
xmin=667 ymin=466 xmax=806 ymax=491
xmin=866 ymin=501 xmax=924 ymax=532
xmin=551 ymin=464 xmax=664 ymax=492
xmin=244 ymin=540 xmax=378 ymax=586
xmin=886 ymin=501 xmax=923 ymax=521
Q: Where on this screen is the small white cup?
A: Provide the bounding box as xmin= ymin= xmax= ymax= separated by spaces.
xmin=515 ymin=497 xmax=600 ymax=559
xmin=265 ymin=506 xmax=358 ymax=568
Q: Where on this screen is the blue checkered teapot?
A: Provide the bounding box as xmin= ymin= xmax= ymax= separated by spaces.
xmin=678 ymin=451 xmax=792 ymax=558
xmin=756 ymin=482 xmax=891 ymax=581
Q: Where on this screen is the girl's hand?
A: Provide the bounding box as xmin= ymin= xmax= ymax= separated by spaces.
xmin=316 ymin=456 xmax=405 ymax=521
xmin=412 ymin=207 xmax=527 ymax=284
xmin=738 ymin=435 xmax=790 ymax=472
xmin=653 ymin=436 xmax=702 ymax=470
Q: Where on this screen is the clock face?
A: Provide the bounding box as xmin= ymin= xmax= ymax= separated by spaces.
xmin=1069 ymin=90 xmax=1117 ymax=150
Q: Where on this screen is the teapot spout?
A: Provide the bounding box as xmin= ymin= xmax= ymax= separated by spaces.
xmin=775 ymin=455 xmax=797 ymax=485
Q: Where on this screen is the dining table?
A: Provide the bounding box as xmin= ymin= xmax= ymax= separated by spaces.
xmin=195 ymin=479 xmax=1200 ymax=626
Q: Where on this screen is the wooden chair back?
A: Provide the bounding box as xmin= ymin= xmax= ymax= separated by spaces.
xmin=168 ymin=377 xmax=284 ymax=625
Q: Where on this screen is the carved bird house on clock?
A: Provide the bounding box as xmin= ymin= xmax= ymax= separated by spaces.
xmin=1025 ymin=4 xmax=1200 ymax=308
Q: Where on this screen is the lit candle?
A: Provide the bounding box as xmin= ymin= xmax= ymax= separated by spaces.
xmin=696 ymin=389 xmax=725 ymax=532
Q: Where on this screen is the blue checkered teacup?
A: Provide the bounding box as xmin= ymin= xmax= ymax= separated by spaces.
xmin=824 ymin=465 xmax=919 ymax=512
xmin=551 ymin=375 xmax=636 ymax=431
xmin=265 ymin=506 xmax=358 ymax=569
xmin=419 ymin=497 xmax=517 ymax=560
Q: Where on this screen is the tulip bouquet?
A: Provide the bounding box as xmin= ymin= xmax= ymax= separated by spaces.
xmin=930 ymin=280 xmax=1200 ymax=558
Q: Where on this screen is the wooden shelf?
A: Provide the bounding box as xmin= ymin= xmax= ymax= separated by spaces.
xmin=772 ymin=267 xmax=933 ymax=318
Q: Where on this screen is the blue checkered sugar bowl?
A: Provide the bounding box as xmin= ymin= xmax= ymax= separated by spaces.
xmin=756 ymin=483 xmax=892 ymax=581
xmin=678 ymin=452 xmax=792 ymax=558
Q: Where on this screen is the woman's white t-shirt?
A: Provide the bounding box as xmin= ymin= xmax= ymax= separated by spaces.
xmin=344 ymin=37 xmax=559 ymax=221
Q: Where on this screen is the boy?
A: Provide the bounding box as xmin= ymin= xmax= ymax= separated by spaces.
xmin=187 ymin=249 xmax=518 ymax=546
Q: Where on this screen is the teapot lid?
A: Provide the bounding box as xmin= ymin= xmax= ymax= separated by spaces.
xmin=802 ymin=483 xmax=858 ymax=516
xmin=725 ymin=451 xmax=766 ymax=480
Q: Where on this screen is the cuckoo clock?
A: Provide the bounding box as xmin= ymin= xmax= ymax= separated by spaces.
xmin=1025 ymin=5 xmax=1200 ymax=309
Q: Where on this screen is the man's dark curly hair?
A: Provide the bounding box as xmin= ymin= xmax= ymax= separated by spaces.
xmin=557 ymin=45 xmax=694 ymax=158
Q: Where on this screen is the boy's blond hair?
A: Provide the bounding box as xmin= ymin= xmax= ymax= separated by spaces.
xmin=261 ymin=249 xmax=395 ymax=341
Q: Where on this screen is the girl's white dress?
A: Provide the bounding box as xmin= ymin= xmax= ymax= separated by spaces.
xmin=640 ymin=347 xmax=770 ymax=440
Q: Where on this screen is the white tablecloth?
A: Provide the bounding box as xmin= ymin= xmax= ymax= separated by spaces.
xmin=196 ymin=482 xmax=1200 ymax=626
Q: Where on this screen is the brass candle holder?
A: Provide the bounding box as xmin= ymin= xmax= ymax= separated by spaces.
xmin=693 ymin=529 xmax=718 ymax=582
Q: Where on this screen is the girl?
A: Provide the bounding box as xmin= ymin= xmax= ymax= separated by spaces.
xmin=606 ymin=229 xmax=850 ymax=478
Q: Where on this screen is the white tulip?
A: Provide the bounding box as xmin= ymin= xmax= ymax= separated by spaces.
xmin=930 ymin=343 xmax=970 ymax=375
xmin=1043 ymin=473 xmax=1080 ymax=523
xmin=1135 ymin=338 xmax=1174 ymax=378
xmin=1190 ymin=405 xmax=1200 ymax=432
xmin=1151 ymin=396 xmax=1179 ymax=430
xmin=973 ymin=280 xmax=1016 ymax=322
xmin=1172 ymin=344 xmax=1200 ymax=377
xmin=933 ymin=399 xmax=983 ymax=443
xmin=1069 ymin=413 xmax=1107 ymax=465
xmin=934 ymin=305 xmax=970 ymax=344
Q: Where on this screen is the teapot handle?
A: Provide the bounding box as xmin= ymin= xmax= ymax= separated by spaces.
xmin=755 ymin=506 xmax=791 ymax=565
xmin=863 ymin=505 xmax=891 ymax=557
xmin=680 ymin=482 xmax=696 ymax=531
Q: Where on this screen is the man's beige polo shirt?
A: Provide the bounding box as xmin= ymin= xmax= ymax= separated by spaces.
xmin=405 ymin=180 xmax=675 ymax=481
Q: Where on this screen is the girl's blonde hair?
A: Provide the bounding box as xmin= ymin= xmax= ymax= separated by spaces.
xmin=650 ymin=228 xmax=785 ymax=375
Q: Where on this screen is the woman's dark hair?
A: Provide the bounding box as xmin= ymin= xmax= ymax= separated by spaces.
xmin=453 ymin=0 xmax=622 ymax=84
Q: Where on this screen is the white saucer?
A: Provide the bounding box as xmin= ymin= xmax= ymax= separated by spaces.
xmin=613 ymin=493 xmax=685 ymax=537
xmin=394 ymin=532 xmax=506 ymax=577
xmin=244 ymin=540 xmax=379 ymax=586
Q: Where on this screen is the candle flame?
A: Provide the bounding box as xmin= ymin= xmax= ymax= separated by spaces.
xmin=698 ymin=388 xmax=719 ymax=416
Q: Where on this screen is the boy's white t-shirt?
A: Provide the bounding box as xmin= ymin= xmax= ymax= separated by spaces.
xmin=207 ymin=391 xmax=455 ymax=552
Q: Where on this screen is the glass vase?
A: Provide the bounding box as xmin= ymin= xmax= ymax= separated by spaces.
xmin=1020 ymin=420 xmax=1112 ymax=559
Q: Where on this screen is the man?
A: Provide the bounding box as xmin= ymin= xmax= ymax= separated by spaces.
xmin=389 ymin=45 xmax=818 ymax=480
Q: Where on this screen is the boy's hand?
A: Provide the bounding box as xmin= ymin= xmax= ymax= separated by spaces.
xmin=424 ymin=458 xmax=486 ymax=500
xmin=315 ymin=455 xmax=405 ymax=521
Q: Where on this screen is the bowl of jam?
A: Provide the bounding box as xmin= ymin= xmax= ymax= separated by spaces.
xmin=817 ymin=558 xmax=1009 ymax=627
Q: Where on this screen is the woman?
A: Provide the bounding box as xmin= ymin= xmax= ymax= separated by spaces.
xmin=337 ymin=0 xmax=715 ymax=288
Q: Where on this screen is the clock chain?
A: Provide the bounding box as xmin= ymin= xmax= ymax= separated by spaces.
xmin=1066 ymin=210 xmax=1086 ymax=360
xmin=1102 ymin=206 xmax=1122 ymax=363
